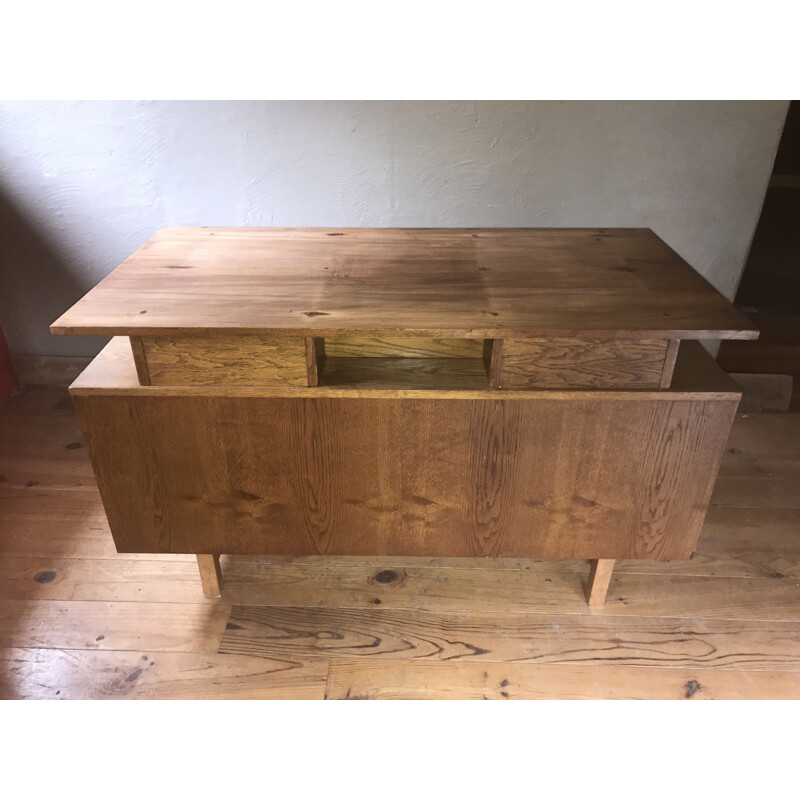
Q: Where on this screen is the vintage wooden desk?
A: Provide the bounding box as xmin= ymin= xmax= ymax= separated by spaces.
xmin=51 ymin=228 xmax=757 ymax=604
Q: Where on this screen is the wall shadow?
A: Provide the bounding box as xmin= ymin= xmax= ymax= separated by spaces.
xmin=0 ymin=187 xmax=105 ymax=359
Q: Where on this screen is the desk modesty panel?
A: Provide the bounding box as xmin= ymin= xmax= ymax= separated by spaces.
xmin=71 ymin=338 xmax=738 ymax=560
xmin=52 ymin=228 xmax=756 ymax=603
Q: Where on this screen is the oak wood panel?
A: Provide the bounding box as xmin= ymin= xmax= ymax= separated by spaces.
xmin=0 ymin=648 xmax=327 ymax=700
xmin=72 ymin=393 xmax=737 ymax=559
xmin=37 ymin=389 xmax=800 ymax=571
xmin=2 ymin=398 xmax=796 ymax=564
xmin=323 ymin=337 xmax=484 ymax=358
xmin=140 ymin=334 xmax=309 ymax=386
xmin=220 ymin=605 xmax=800 ymax=668
xmin=319 ymin=357 xmax=489 ymax=389
xmin=324 ymin=659 xmax=800 ymax=700
xmin=70 ymin=336 xmax=741 ymax=401
xmin=50 ymin=227 xmax=758 ymax=340
xmin=499 ymin=338 xmax=668 ymax=389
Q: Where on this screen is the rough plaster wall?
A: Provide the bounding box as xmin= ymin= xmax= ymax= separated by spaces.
xmin=0 ymin=100 xmax=788 ymax=358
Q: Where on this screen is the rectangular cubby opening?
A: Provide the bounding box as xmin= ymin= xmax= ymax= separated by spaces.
xmin=313 ymin=337 xmax=495 ymax=390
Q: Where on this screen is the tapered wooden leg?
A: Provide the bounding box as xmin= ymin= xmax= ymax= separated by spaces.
xmin=197 ymin=554 xmax=223 ymax=599
xmin=587 ymin=559 xmax=615 ymax=606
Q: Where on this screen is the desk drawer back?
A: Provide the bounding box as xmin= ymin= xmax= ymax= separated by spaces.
xmin=129 ymin=334 xmax=679 ymax=391
xmin=493 ymin=338 xmax=677 ymax=390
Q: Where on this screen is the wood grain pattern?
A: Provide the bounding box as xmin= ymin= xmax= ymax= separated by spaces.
xmin=324 ymin=659 xmax=800 ymax=700
xmin=319 ymin=356 xmax=489 ymax=389
xmin=0 ymin=556 xmax=227 ymax=602
xmin=595 ymin=574 xmax=800 ymax=620
xmin=50 ymin=228 xmax=758 ymax=340
xmin=72 ymin=392 xmax=737 ymax=559
xmin=2 ymin=388 xmax=800 ymax=700
xmin=0 ymin=648 xmax=327 ymax=700
xmin=499 ymin=338 xmax=668 ymax=388
xmin=70 ymin=337 xmax=741 ymax=401
xmin=3 ymin=548 xmax=800 ymax=612
xmin=220 ymin=605 xmax=800 ymax=666
xmin=140 ymin=334 xmax=308 ymax=386
xmin=216 ymin=559 xmax=591 ymax=612
xmin=225 ymin=562 xmax=800 ymax=619
xmin=487 ymin=339 xmax=503 ymax=388
xmin=216 ymin=560 xmax=800 ymax=620
xmin=19 ymin=395 xmax=791 ymax=574
xmin=618 ymin=536 xmax=800 ymax=579
xmin=5 ymin=553 xmax=799 ymax=615
xmin=323 ymin=337 xmax=483 ymax=358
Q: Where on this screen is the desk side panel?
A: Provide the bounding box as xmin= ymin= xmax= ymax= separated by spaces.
xmin=72 ymin=394 xmax=737 ymax=560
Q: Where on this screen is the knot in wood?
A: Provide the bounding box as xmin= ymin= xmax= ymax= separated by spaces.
xmin=371 ymin=569 xmax=402 ymax=586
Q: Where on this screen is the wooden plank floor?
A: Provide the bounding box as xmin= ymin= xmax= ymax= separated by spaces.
xmin=1 ymin=387 xmax=799 ymax=699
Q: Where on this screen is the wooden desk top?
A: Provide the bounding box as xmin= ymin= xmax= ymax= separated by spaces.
xmin=51 ymin=227 xmax=758 ymax=340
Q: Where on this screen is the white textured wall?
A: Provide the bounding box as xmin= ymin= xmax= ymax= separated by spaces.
xmin=0 ymin=100 xmax=788 ymax=357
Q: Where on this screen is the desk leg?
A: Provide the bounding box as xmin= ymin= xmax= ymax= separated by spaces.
xmin=197 ymin=554 xmax=223 ymax=599
xmin=587 ymin=559 xmax=614 ymax=606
